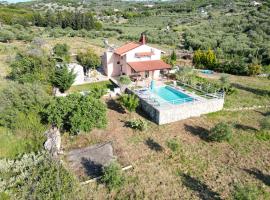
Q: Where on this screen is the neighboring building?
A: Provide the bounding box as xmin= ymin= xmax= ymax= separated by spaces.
xmin=102 ymin=34 xmax=171 ymax=79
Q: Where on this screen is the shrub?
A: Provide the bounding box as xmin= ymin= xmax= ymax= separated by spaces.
xmin=9 ymin=53 xmax=55 ymax=84
xmin=233 ymin=184 xmax=261 ymax=200
xmin=119 ymin=75 xmax=131 ymax=85
xmin=51 ymin=64 xmax=76 ymax=93
xmin=53 ymin=43 xmax=70 ymax=62
xmin=118 ymin=94 xmax=139 ymax=114
xmin=166 ymin=139 xmax=181 ymax=152
xmin=0 ymin=83 xmax=50 ymax=129
xmin=0 ymin=30 xmax=15 ymax=42
xmin=101 ymin=162 xmax=124 ymax=191
xmin=0 ymin=152 xmax=79 ymax=199
xmin=44 ymin=93 xmax=107 ymax=134
xmin=248 ymin=64 xmax=262 ymax=76
xmin=208 ymin=122 xmax=232 ymax=142
xmin=126 ymin=118 xmax=148 ymax=131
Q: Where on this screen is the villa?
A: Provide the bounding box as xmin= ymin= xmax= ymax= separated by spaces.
xmin=102 ymin=33 xmax=171 ymax=79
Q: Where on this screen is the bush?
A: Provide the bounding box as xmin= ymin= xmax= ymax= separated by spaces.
xmin=0 ymin=152 xmax=79 ymax=199
xmin=0 ymin=30 xmax=15 ymax=42
xmin=51 ymin=64 xmax=76 ymax=93
xmin=44 ymin=93 xmax=107 ymax=134
xmin=248 ymin=64 xmax=262 ymax=76
xmin=53 ymin=43 xmax=70 ymax=62
xmin=233 ymin=184 xmax=261 ymax=200
xmin=166 ymin=139 xmax=181 ymax=152
xmin=101 ymin=162 xmax=124 ymax=191
xmin=126 ymin=118 xmax=148 ymax=131
xmin=9 ymin=53 xmax=55 ymax=84
xmin=208 ymin=122 xmax=232 ymax=142
xmin=118 ymin=94 xmax=139 ymax=114
xmin=0 ymin=83 xmax=51 ymax=129
xmin=119 ymin=75 xmax=131 ymax=85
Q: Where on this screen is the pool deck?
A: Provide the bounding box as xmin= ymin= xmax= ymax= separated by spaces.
xmin=132 ymin=85 xmax=224 ymax=125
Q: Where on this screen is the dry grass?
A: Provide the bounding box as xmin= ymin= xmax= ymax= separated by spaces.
xmin=63 ymin=98 xmax=270 ymax=199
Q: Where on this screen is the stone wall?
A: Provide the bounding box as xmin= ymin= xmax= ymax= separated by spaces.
xmin=140 ymin=98 xmax=224 ymax=125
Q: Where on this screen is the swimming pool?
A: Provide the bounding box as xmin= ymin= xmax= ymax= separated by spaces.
xmin=153 ymin=86 xmax=194 ymax=105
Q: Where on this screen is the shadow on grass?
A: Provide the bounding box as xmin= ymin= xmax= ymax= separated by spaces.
xmin=232 ymin=83 xmax=270 ymax=96
xmin=184 ymin=124 xmax=209 ymax=141
xmin=180 ymin=173 xmax=222 ymax=200
xmin=145 ymin=138 xmax=163 ymax=152
xmin=81 ymin=157 xmax=103 ymax=178
xmin=243 ymin=168 xmax=270 ymax=186
xmin=254 ymin=110 xmax=270 ymax=117
xmin=106 ymin=99 xmax=126 ymax=114
xmin=234 ymin=124 xmax=257 ymax=131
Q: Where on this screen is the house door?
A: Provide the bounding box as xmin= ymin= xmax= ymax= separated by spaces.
xmin=145 ymin=71 xmax=149 ymax=78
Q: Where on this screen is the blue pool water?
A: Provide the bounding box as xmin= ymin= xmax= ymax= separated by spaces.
xmin=153 ymin=86 xmax=194 ymax=105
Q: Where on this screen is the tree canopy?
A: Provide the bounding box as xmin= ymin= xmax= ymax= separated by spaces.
xmin=77 ymin=48 xmax=101 ymax=74
xmin=51 ymin=64 xmax=76 ymax=93
xmin=44 ymin=94 xmax=107 ymax=134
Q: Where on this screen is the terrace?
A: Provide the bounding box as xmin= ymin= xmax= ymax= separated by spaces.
xmin=132 ymin=80 xmax=224 ymax=124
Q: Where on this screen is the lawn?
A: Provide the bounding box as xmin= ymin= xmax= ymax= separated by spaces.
xmin=68 ymin=80 xmax=115 ymax=93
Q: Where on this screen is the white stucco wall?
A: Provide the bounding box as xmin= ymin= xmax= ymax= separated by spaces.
xmin=67 ymin=63 xmax=85 ymax=85
xmin=125 ymin=45 xmax=161 ymax=62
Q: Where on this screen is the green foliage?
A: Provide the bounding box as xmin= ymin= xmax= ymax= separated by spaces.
xmin=171 ymin=50 xmax=177 ymax=62
xmin=126 ymin=118 xmax=148 ymax=131
xmin=9 ymin=53 xmax=55 ymax=84
xmin=44 ymin=93 xmax=107 ymax=134
xmin=101 ymin=162 xmax=124 ymax=191
xmin=119 ymin=75 xmax=131 ymax=85
xmin=0 ymin=30 xmax=15 ymax=42
xmin=248 ymin=64 xmax=262 ymax=76
xmin=255 ymin=131 xmax=270 ymax=142
xmin=0 ymin=82 xmax=50 ymax=129
xmin=259 ymin=117 xmax=270 ymax=131
xmin=53 ymin=43 xmax=70 ymax=62
xmin=208 ymin=122 xmax=232 ymax=142
xmin=51 ymin=64 xmax=76 ymax=93
xmin=166 ymin=139 xmax=181 ymax=152
xmin=193 ymin=49 xmax=217 ymax=69
xmin=233 ymin=184 xmax=262 ymax=200
xmin=0 ymin=152 xmax=79 ymax=199
xmin=77 ymin=48 xmax=101 ymax=73
xmin=119 ymin=94 xmax=139 ymax=113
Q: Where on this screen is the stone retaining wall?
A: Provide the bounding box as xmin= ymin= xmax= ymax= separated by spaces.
xmin=138 ymin=96 xmax=224 ymax=125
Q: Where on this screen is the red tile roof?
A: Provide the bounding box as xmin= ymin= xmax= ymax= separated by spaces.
xmin=135 ymin=52 xmax=154 ymax=57
xmin=114 ymin=42 xmax=141 ymax=55
xmin=127 ymin=60 xmax=171 ymax=72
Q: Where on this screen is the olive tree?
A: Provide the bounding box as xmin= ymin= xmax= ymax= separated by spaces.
xmin=76 ymin=48 xmax=101 ymax=75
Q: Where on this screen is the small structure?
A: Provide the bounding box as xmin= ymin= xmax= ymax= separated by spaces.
xmin=67 ymin=142 xmax=116 ymax=180
xmin=67 ymin=63 xmax=85 ymax=85
xmin=102 ymin=33 xmax=171 ymax=79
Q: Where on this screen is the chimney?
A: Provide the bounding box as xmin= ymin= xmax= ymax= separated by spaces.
xmin=139 ymin=33 xmax=147 ymax=45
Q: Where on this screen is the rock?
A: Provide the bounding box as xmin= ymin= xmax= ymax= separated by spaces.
xmin=44 ymin=126 xmax=61 ymax=156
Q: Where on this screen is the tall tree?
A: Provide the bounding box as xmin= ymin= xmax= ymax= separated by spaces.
xmin=76 ymin=48 xmax=101 ymax=75
xmin=51 ymin=64 xmax=76 ymax=93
